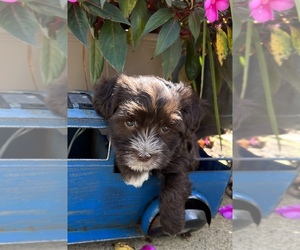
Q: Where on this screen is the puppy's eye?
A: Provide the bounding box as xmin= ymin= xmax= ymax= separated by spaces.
xmin=161 ymin=126 xmax=170 ymax=133
xmin=125 ymin=120 xmax=135 ymax=127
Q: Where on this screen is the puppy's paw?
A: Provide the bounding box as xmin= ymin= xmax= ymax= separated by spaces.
xmin=160 ymin=215 xmax=185 ymax=235
xmin=124 ymin=171 xmax=149 ymax=188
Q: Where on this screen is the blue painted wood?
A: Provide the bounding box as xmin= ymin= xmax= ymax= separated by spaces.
xmin=68 ymin=146 xmax=231 ymax=243
xmin=0 ymin=92 xmax=65 ymax=128
xmin=0 ymin=162 xmax=67 ymax=243
xmin=234 ymin=170 xmax=298 ymax=217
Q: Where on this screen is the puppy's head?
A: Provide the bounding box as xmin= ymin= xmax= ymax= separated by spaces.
xmin=93 ymin=74 xmax=205 ymax=173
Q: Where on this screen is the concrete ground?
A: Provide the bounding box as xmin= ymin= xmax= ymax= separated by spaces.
xmin=1 ymin=192 xmax=299 ymax=250
xmin=233 ymin=192 xmax=300 ymax=250
xmin=68 ymin=194 xmax=233 ymax=250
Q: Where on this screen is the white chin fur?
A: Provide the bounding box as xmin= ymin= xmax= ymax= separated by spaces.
xmin=125 ymin=171 xmax=149 ymax=188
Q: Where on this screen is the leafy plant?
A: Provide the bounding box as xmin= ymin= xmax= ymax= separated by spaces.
xmin=68 ymin=0 xmax=232 ymax=86
xmin=0 ymin=0 xmax=67 ymax=86
xmin=233 ymin=0 xmax=300 ymax=147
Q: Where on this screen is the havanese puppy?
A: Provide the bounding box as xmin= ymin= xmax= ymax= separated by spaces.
xmin=93 ymin=74 xmax=205 ymax=235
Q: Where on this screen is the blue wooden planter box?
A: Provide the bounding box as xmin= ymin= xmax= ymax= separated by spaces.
xmin=0 ymin=91 xmax=67 ymax=244
xmin=67 ymin=92 xmax=231 ymax=244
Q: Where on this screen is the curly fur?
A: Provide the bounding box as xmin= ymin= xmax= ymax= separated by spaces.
xmin=93 ymin=74 xmax=205 ymax=235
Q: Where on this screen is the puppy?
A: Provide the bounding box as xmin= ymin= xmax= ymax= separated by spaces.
xmin=93 ymin=74 xmax=205 ymax=235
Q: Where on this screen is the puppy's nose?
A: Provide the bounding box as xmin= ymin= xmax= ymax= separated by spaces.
xmin=138 ymin=152 xmax=152 ymax=162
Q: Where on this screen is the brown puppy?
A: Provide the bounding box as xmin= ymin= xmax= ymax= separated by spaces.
xmin=93 ymin=74 xmax=205 ymax=235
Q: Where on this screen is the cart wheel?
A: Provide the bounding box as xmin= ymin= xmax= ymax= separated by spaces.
xmin=225 ymin=176 xmax=232 ymax=198
xmin=233 ymin=199 xmax=261 ymax=231
xmin=142 ymin=196 xmax=211 ymax=237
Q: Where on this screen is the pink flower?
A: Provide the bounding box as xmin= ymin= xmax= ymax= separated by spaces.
xmin=249 ymin=0 xmax=295 ymax=23
xmin=218 ymin=204 xmax=232 ymax=219
xmin=68 ymin=0 xmax=77 ymax=2
xmin=140 ymin=245 xmax=156 ymax=250
xmin=204 ymin=0 xmax=230 ymax=23
xmin=0 ymin=0 xmax=18 ymax=2
xmin=274 ymin=204 xmax=300 ymax=219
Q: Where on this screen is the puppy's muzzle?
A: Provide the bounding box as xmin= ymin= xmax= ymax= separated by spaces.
xmin=138 ymin=152 xmax=152 ymax=162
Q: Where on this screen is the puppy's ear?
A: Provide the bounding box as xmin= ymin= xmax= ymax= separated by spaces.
xmin=92 ymin=76 xmax=118 ymax=119
xmin=178 ymin=86 xmax=207 ymax=135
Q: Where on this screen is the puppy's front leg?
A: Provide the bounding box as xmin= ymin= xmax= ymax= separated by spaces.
xmin=159 ymin=172 xmax=192 ymax=235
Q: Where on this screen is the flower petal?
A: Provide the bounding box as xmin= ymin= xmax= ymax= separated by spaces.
xmin=216 ymin=0 xmax=230 ymax=11
xmin=250 ymin=5 xmax=274 ymax=23
xmin=280 ymin=211 xmax=300 ymax=219
xmin=275 ymin=205 xmax=300 ymax=219
xmin=140 ymin=245 xmax=156 ymax=250
xmin=270 ymin=0 xmax=295 ymax=11
xmin=249 ymin=0 xmax=264 ymax=10
xmin=205 ymin=6 xmax=218 ymax=22
xmin=219 ymin=204 xmax=233 ymax=219
xmin=204 ymin=0 xmax=213 ymax=10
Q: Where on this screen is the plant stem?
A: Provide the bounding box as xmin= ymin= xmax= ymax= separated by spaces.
xmin=207 ymin=31 xmax=222 ymax=148
xmin=240 ymin=19 xmax=252 ymax=99
xmin=200 ymin=21 xmax=207 ymax=99
xmin=253 ymin=28 xmax=281 ymax=151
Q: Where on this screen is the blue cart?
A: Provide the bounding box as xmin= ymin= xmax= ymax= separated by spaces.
xmin=233 ymin=145 xmax=299 ymax=230
xmin=0 ymin=91 xmax=67 ymax=244
xmin=67 ymin=91 xmax=231 ymax=244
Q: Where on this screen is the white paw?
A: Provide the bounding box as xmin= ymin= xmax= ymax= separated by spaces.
xmin=125 ymin=171 xmax=149 ymax=188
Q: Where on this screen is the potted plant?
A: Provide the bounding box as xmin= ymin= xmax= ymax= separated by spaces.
xmin=0 ymin=0 xmax=67 ymax=90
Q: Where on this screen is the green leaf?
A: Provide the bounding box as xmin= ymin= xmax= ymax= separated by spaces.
xmin=99 ymin=20 xmax=127 ymax=72
xmin=277 ymin=56 xmax=300 ymax=92
xmin=83 ymin=1 xmax=130 ymax=26
xmin=161 ymin=37 xmax=182 ymax=79
xmin=56 ymin=23 xmax=67 ymax=57
xmin=0 ymin=4 xmax=39 ymax=46
xmin=40 ymin=37 xmax=66 ymax=84
xmin=290 ymin=26 xmax=300 ymax=55
xmin=227 ymin=25 xmax=232 ymax=52
xmin=26 ymin=0 xmax=66 ymax=19
xmin=218 ymin=53 xmax=232 ymax=89
xmin=118 ymin=0 xmax=138 ymax=18
xmin=295 ymin=0 xmax=300 ymax=21
xmin=215 ymin=26 xmax=228 ymax=65
xmin=68 ymin=3 xmax=89 ymax=46
xmin=185 ymin=40 xmax=200 ymax=81
xmin=153 ymin=17 xmax=180 ymax=57
xmin=60 ymin=0 xmax=67 ymax=9
xmin=188 ymin=7 xmax=203 ymax=41
xmin=141 ymin=8 xmax=174 ymax=37
xmin=165 ymin=0 xmax=172 ymax=7
xmin=171 ymin=0 xmax=189 ymax=10
xmin=232 ymin=6 xmax=243 ymax=42
xmin=270 ymin=27 xmax=292 ymax=66
xmin=100 ymin=0 xmax=106 ymax=9
xmin=90 ymin=36 xmax=104 ymax=85
xmin=130 ymin=0 xmax=149 ymax=48
xmin=0 ymin=2 xmax=7 ymax=12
